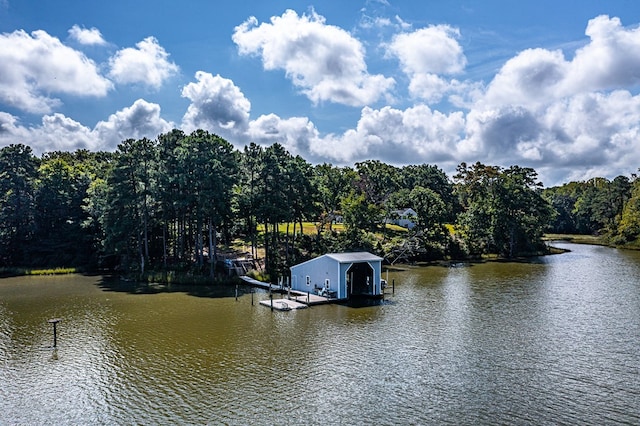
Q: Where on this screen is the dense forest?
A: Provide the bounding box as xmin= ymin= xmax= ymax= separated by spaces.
xmin=1 ymin=130 xmax=639 ymax=281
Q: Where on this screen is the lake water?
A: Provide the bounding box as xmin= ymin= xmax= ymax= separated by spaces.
xmin=1 ymin=242 xmax=639 ymax=425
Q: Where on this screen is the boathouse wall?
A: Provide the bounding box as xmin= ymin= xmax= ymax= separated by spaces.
xmin=290 ymin=255 xmax=341 ymax=296
xmin=290 ymin=252 xmax=384 ymax=299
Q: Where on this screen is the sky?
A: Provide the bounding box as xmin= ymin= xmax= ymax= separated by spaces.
xmin=1 ymin=0 xmax=639 ymax=187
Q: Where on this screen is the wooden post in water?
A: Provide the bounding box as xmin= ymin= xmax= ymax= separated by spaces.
xmin=251 ymin=287 xmax=254 ymax=306
xmin=307 ymin=291 xmax=310 ymax=304
xmin=48 ymin=318 xmax=61 ymax=348
xmin=235 ymin=284 xmax=238 ymax=301
xmin=392 ymin=279 xmax=395 ymax=295
xmin=270 ymin=292 xmax=273 ymax=311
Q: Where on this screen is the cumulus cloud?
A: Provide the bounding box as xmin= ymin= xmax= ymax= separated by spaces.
xmin=181 ymin=71 xmax=251 ymax=139
xmin=0 ymin=112 xmax=97 ymax=152
xmin=0 ymin=29 xmax=112 ymax=113
xmin=68 ymin=25 xmax=106 ymax=45
xmin=0 ymin=100 xmax=173 ymax=154
xmin=568 ymin=15 xmax=640 ymax=93
xmin=461 ymin=90 xmax=640 ymax=186
xmin=309 ymin=104 xmax=466 ymax=166
xmin=94 ymin=99 xmax=174 ymax=150
xmin=483 ymin=15 xmax=640 ymax=109
xmin=248 ymin=113 xmax=321 ymax=157
xmin=233 ymin=9 xmax=395 ymax=106
xmin=108 ymin=36 xmax=179 ymax=89
xmin=387 ymin=25 xmax=468 ymax=102
xmin=482 ymin=48 xmax=568 ymax=108
xmin=458 ymin=15 xmax=640 ymax=185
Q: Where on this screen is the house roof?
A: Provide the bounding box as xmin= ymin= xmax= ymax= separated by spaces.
xmin=391 ymin=208 xmax=416 ymax=215
xmin=290 ymin=251 xmax=383 ymax=270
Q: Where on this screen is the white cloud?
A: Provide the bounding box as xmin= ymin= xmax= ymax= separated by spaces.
xmin=389 ymin=25 xmax=466 ymax=75
xmin=565 ymin=15 xmax=640 ymax=93
xmin=248 ymin=113 xmax=321 ymax=157
xmin=387 ymin=25 xmax=467 ymax=101
xmin=482 ymin=48 xmax=568 ymax=108
xmin=94 ymin=99 xmax=174 ymax=150
xmin=458 ymin=15 xmax=640 ymax=185
xmin=233 ymin=9 xmax=395 ymax=106
xmin=0 ymin=99 xmax=173 ymax=154
xmin=309 ymin=104 xmax=466 ymax=165
xmin=68 ymin=25 xmax=106 ymax=45
xmin=0 ymin=112 xmax=97 ymax=153
xmin=108 ymin=36 xmax=179 ymax=89
xmin=181 ymin=71 xmax=251 ymax=140
xmin=461 ymin=89 xmax=640 ymax=186
xmin=0 ymin=29 xmax=112 ymax=113
xmin=483 ymin=15 xmax=640 ymax=110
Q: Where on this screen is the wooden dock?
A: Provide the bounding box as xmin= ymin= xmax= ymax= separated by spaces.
xmin=259 ymin=298 xmax=308 ymax=310
xmin=239 ymin=276 xmax=339 ymax=307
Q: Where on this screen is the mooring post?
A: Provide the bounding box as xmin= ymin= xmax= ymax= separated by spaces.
xmin=251 ymin=287 xmax=254 ymax=306
xmin=48 ymin=318 xmax=61 ymax=348
xmin=392 ymin=279 xmax=395 ymax=295
xmin=307 ymin=291 xmax=310 ymax=304
xmin=235 ymin=284 xmax=238 ymax=301
xmin=270 ymin=292 xmax=273 ymax=311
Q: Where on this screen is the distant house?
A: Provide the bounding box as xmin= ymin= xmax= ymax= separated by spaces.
xmin=388 ymin=208 xmax=417 ymax=229
xmin=290 ymin=252 xmax=384 ymax=299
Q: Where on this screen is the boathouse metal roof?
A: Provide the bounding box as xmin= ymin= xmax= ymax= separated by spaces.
xmin=323 ymin=252 xmax=383 ymax=263
xmin=290 ymin=251 xmax=383 ymax=269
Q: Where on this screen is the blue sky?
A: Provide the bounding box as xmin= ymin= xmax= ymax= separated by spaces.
xmin=1 ymin=0 xmax=639 ymax=186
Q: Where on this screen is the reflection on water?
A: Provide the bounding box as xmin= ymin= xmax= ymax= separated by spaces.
xmin=1 ymin=243 xmax=640 ymax=424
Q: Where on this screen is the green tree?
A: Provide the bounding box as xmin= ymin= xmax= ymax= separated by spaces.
xmin=257 ymin=143 xmax=294 ymax=278
xmin=614 ymin=175 xmax=640 ymax=244
xmin=33 ymin=157 xmax=91 ymax=266
xmin=285 ymin=155 xmax=318 ymax=264
xmin=182 ymin=130 xmax=238 ymax=275
xmin=104 ymin=138 xmax=156 ymax=273
xmin=410 ymin=186 xmax=448 ymax=238
xmin=355 ymin=160 xmax=400 ymax=235
xmin=401 ymin=164 xmax=456 ymax=220
xmin=237 ymin=143 xmax=264 ymax=259
xmin=455 ymin=162 xmax=552 ymax=257
xmin=0 ymin=144 xmax=39 ymax=266
xmin=313 ymin=163 xmax=354 ymax=232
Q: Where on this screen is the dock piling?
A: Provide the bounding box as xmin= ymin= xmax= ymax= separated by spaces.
xmin=48 ymin=318 xmax=62 ymax=348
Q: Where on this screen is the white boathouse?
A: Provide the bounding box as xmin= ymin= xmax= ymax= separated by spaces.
xmin=290 ymin=252 xmax=384 ymax=300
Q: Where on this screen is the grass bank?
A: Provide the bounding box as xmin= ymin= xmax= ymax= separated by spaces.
xmin=0 ymin=267 xmax=79 ymax=277
xmin=543 ymin=234 xmax=606 ymax=245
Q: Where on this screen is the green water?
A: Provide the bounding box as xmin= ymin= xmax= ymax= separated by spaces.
xmin=1 ymin=242 xmax=639 ymax=424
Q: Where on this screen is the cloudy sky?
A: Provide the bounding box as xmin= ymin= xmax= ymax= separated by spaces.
xmin=1 ymin=0 xmax=639 ymax=186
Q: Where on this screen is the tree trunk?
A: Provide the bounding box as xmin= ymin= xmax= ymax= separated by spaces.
xmin=143 ymin=211 xmax=149 ymax=265
xmin=209 ymin=217 xmax=215 ymax=278
xmin=197 ymin=217 xmax=204 ymax=267
xmin=286 ymin=221 xmax=291 ymax=265
xmin=263 ymin=219 xmax=269 ymax=275
xmin=162 ymin=222 xmax=167 ymax=268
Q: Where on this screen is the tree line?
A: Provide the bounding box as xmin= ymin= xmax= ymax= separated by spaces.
xmin=1 ymin=130 xmax=638 ymax=280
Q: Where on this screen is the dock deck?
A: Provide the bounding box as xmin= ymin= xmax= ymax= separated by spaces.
xmin=259 ymin=298 xmax=308 ymax=310
xmin=240 ymin=276 xmax=340 ymax=307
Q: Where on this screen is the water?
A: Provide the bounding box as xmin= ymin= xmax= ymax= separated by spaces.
xmin=1 ymin=242 xmax=639 ymax=425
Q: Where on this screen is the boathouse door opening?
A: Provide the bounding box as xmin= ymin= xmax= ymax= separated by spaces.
xmin=346 ymin=262 xmax=374 ymax=298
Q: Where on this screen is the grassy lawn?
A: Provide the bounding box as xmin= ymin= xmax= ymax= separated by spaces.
xmin=543 ymin=233 xmax=605 ymax=245
xmin=256 ymin=222 xmax=408 ymax=235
